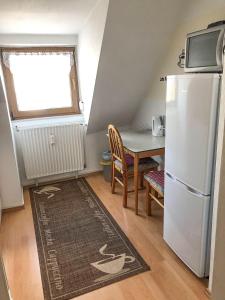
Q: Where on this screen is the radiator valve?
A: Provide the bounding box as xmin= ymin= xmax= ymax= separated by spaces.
xmin=50 ymin=134 xmax=56 ymax=145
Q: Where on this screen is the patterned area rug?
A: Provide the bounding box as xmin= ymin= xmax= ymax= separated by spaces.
xmin=30 ymin=178 xmax=150 ymax=300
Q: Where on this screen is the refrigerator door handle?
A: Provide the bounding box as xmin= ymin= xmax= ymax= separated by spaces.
xmin=180 ymin=183 xmax=204 ymax=197
xmin=165 ymin=172 xmax=176 ymax=181
xmin=177 ymin=180 xmax=206 ymax=198
xmin=166 ymin=172 xmax=205 ymax=197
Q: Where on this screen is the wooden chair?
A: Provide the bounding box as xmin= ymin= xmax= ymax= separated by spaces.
xmin=144 ymin=170 xmax=164 ymax=216
xmin=108 ymin=124 xmax=158 ymax=208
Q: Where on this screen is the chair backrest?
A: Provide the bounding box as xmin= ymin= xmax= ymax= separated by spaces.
xmin=108 ymin=124 xmax=126 ymax=170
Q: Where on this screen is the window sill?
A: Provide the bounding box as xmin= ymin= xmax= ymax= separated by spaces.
xmin=12 ymin=114 xmax=85 ymax=128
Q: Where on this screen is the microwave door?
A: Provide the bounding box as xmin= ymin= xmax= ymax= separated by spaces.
xmin=185 ymin=26 xmax=225 ymax=73
xmin=216 ymin=28 xmax=225 ymax=67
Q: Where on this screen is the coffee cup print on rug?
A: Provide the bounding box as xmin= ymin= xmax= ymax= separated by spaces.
xmin=91 ymin=244 xmax=135 ymax=282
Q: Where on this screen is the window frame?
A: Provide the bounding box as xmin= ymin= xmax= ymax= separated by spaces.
xmin=0 ymin=47 xmax=80 ymax=119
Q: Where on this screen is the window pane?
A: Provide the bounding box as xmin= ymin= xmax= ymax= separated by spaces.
xmin=9 ymin=53 xmax=73 ymax=111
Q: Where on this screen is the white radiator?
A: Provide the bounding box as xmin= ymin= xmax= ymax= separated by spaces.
xmin=18 ymin=123 xmax=85 ymax=179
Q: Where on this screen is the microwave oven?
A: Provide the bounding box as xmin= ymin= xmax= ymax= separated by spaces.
xmin=185 ymin=25 xmax=225 ymax=73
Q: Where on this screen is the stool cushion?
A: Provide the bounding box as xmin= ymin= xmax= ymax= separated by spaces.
xmin=144 ymin=170 xmax=164 ymax=195
xmin=115 ymin=154 xmax=158 ymax=172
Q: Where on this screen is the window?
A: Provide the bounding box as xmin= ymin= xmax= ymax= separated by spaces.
xmin=1 ymin=47 xmax=80 ymax=119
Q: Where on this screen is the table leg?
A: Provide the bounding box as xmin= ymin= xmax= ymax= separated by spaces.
xmin=134 ymin=154 xmax=139 ymax=215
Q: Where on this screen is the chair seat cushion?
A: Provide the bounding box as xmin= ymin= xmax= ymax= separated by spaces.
xmin=114 ymin=154 xmax=158 ymax=172
xmin=144 ymin=170 xmax=164 ymax=194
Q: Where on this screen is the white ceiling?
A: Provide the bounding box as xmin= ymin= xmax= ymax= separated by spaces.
xmin=0 ymin=0 xmax=98 ymax=34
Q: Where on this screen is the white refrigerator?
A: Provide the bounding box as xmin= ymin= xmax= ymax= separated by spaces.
xmin=164 ymin=74 xmax=221 ymax=277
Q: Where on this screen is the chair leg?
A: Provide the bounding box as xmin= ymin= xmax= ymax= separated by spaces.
xmin=149 ymin=188 xmax=156 ymax=216
xmin=140 ymin=172 xmax=144 ymax=189
xmin=146 ymin=183 xmax=152 ymax=216
xmin=111 ymin=163 xmax=116 ymax=194
xmin=110 ymin=160 xmax=113 ymax=186
xmin=123 ymin=173 xmax=128 ymax=208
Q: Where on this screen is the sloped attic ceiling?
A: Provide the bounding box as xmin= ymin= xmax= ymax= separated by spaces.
xmin=0 ymin=0 xmax=98 ymax=34
xmin=87 ymin=0 xmax=189 ymax=133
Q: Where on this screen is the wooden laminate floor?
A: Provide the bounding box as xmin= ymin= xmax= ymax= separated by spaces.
xmin=0 ymin=173 xmax=209 ymax=300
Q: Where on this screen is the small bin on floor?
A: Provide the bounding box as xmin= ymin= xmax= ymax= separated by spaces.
xmin=100 ymin=160 xmax=112 ymax=182
xmin=100 ymin=150 xmax=112 ymax=182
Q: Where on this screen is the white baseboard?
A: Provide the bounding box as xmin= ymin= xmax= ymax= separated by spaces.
xmin=21 ymin=167 xmax=103 ymax=187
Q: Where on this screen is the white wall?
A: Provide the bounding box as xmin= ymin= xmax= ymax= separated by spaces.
xmin=0 ymin=34 xmax=78 ymax=46
xmin=0 ymin=73 xmax=23 ymax=209
xmin=87 ymin=0 xmax=188 ymax=133
xmin=133 ymin=0 xmax=225 ymax=130
xmin=77 ymin=0 xmax=109 ymax=123
xmin=0 ymin=32 xmax=109 ymax=187
xmin=209 ymin=60 xmax=225 ymax=300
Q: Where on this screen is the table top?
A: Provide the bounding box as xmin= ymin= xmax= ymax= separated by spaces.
xmin=120 ymin=129 xmax=165 ymax=153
